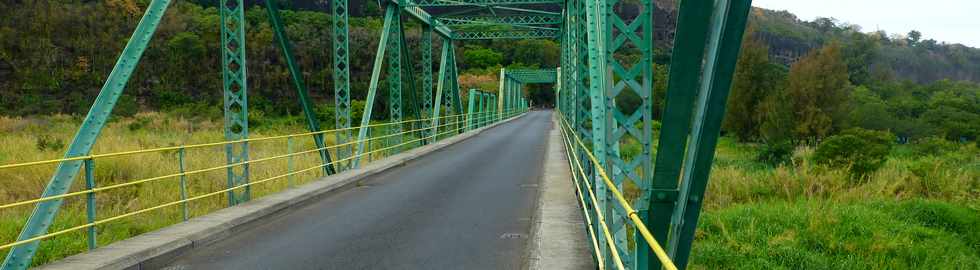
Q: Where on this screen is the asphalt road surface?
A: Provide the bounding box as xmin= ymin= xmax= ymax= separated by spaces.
xmin=164 ymin=111 xmax=552 ymax=270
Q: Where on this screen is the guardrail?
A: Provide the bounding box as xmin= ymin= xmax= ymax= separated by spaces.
xmin=557 ymin=114 xmax=677 ymax=270
xmin=0 ymin=108 xmax=526 ymax=262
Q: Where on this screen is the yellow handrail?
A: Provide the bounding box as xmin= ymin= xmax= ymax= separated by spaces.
xmin=0 ymin=111 xmax=480 ymax=169
xmin=558 ymin=115 xmax=678 ymax=270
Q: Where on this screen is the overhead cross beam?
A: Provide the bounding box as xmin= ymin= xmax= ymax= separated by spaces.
xmin=453 ymin=29 xmax=559 ymax=39
xmin=436 ymin=15 xmax=562 ymax=26
xmin=409 ymin=0 xmax=562 ymax=6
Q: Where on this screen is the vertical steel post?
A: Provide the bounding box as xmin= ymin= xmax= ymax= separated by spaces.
xmin=1 ymin=1 xmax=173 ymax=268
xmin=477 ymin=92 xmax=485 ymax=127
xmin=178 ymin=148 xmax=189 ymax=221
xmin=352 ymin=5 xmax=397 ymax=168
xmin=431 ymin=38 xmax=451 ymax=142
xmin=467 ymin=89 xmax=477 ymax=130
xmin=333 ymin=0 xmax=353 ymax=170
xmin=265 ymin=0 xmax=335 ymax=175
xmin=584 ymin=0 xmax=613 ymax=266
xmin=497 ymin=68 xmax=506 ymax=120
xmin=222 ymin=0 xmax=250 ymax=206
xmin=83 ymin=159 xmax=96 ymax=250
xmin=387 ymin=10 xmax=403 ymax=154
xmin=667 ymin=1 xmax=753 ymax=268
xmin=420 ymin=26 xmax=434 ymax=144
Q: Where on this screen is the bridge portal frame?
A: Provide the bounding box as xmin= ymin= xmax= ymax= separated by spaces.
xmin=2 ymin=0 xmax=753 ymax=268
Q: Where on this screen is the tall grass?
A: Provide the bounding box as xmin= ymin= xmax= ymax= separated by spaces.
xmin=0 ymin=112 xmax=447 ymax=266
xmin=692 ymin=137 xmax=980 ymax=268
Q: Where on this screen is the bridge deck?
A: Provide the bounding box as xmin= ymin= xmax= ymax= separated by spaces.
xmin=163 ymin=111 xmax=552 ymax=269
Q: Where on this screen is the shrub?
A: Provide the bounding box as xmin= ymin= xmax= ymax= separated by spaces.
xmin=757 ymin=141 xmax=794 ymax=166
xmin=812 ymin=128 xmax=895 ymax=177
xmin=35 ymin=135 xmax=65 ymax=152
xmin=911 ymin=136 xmax=957 ymax=156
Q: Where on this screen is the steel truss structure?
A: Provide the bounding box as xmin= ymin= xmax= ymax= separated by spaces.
xmin=3 ymin=0 xmax=752 ymax=269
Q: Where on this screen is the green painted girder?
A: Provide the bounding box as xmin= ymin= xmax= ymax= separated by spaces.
xmin=666 ymin=1 xmax=753 ymax=268
xmin=600 ymin=0 xmax=656 ymax=267
xmin=452 ymin=29 xmax=559 ymax=39
xmin=386 ymin=10 xmax=404 ymax=154
xmin=420 ymin=26 xmax=434 ymax=144
xmin=333 ymin=0 xmax=353 ymax=170
xmin=265 ymin=0 xmax=336 ymax=175
xmin=394 ymin=1 xmax=454 ymax=38
xmin=221 ymin=0 xmax=250 ymax=206
xmin=409 ymin=0 xmax=562 ymax=7
xmin=436 ymin=15 xmax=562 ymax=26
xmin=0 ymin=1 xmax=174 ymax=268
xmin=430 ymin=38 xmax=452 ymax=140
xmin=648 ymin=0 xmax=717 ymax=268
xmin=352 ymin=4 xmax=398 ymax=168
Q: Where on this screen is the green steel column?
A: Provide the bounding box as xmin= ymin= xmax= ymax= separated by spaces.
xmin=584 ymin=0 xmax=613 ymax=266
xmin=398 ymin=20 xmax=423 ymax=130
xmin=387 ymin=11 xmax=403 ymax=154
xmin=647 ymin=1 xmax=716 ymax=268
xmin=352 ymin=5 xmax=397 ymax=168
xmin=601 ymin=0 xmax=656 ymax=266
xmin=265 ymin=0 xmax=335 ymax=175
xmin=448 ymin=42 xmax=463 ymax=133
xmin=222 ymin=0 xmax=250 ymax=206
xmin=430 ymin=38 xmax=451 ymax=140
xmin=667 ymin=1 xmax=753 ymax=268
xmin=467 ymin=89 xmax=477 ymax=130
xmin=1 ymin=1 xmax=173 ymax=268
xmin=333 ymin=0 xmax=352 ymax=170
xmin=497 ymin=68 xmax=506 ymax=119
xmin=420 ymin=26 xmax=434 ymax=144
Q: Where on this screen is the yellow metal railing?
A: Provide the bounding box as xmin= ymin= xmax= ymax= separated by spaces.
xmin=0 ymin=109 xmax=525 ymax=252
xmin=557 ymin=115 xmax=677 ymax=270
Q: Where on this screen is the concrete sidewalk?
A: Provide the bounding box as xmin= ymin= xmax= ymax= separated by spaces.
xmin=526 ymin=114 xmax=595 ymax=270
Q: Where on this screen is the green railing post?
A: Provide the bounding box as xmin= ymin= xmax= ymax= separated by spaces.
xmin=178 ymin=148 xmax=189 ymax=221
xmin=83 ymin=159 xmax=96 ymax=250
xmin=287 ymin=137 xmax=295 ymax=188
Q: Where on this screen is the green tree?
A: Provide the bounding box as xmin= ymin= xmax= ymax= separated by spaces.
xmin=847 ymin=86 xmax=895 ymax=131
xmin=724 ymin=30 xmax=785 ymax=142
xmin=462 ymin=46 xmax=503 ymax=71
xmin=813 ymin=128 xmax=896 ymax=177
xmin=786 ymin=41 xmax=852 ymax=141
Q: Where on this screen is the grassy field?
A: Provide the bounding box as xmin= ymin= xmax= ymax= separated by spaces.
xmin=0 ymin=112 xmax=475 ymax=266
xmin=690 ymin=137 xmax=980 ymax=269
xmin=0 ymin=112 xmax=975 ymax=268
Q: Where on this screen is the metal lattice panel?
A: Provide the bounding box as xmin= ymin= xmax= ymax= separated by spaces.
xmin=452 ymin=29 xmax=559 ymax=39
xmin=221 ymin=0 xmax=250 ymax=206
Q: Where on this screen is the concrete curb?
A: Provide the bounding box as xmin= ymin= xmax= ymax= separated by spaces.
xmin=38 ymin=113 xmax=528 ymax=270
xmin=526 ymin=114 xmax=594 ymax=270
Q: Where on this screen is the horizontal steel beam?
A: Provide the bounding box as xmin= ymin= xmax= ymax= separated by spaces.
xmin=396 ymin=1 xmax=454 ymax=38
xmin=409 ymin=0 xmax=562 ymax=6
xmin=453 ymin=29 xmax=559 ymax=39
xmin=437 ymin=15 xmax=563 ymax=25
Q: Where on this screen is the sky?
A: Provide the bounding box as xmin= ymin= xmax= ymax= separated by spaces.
xmin=751 ymin=0 xmax=980 ymax=48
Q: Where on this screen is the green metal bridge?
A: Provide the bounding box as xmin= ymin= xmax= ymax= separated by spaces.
xmin=0 ymin=0 xmax=752 ymax=269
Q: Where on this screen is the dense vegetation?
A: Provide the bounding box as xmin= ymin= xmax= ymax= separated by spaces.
xmin=0 ymin=0 xmax=977 ymax=268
